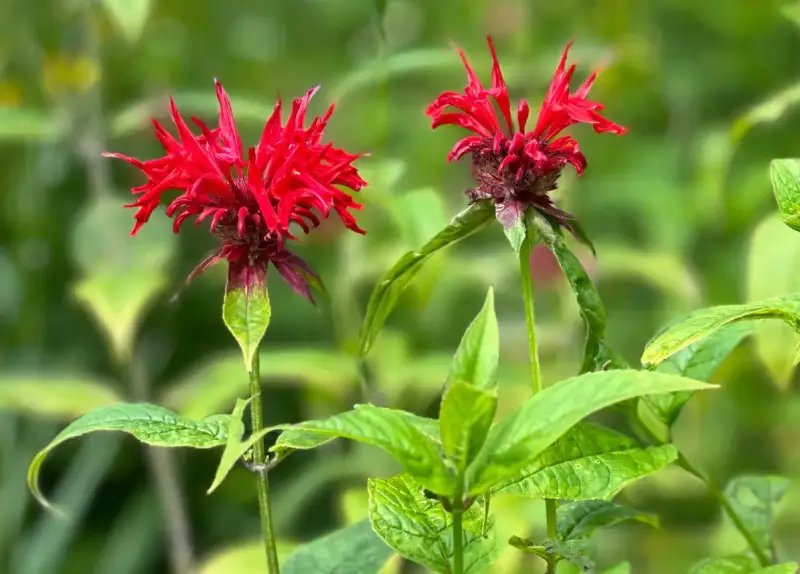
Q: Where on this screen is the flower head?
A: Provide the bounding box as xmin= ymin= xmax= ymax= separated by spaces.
xmin=105 ymin=80 xmax=366 ymax=301
xmin=426 ymin=36 xmax=626 ymax=235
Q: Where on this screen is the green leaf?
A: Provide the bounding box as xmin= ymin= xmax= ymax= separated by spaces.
xmin=282 ymin=520 xmax=394 ymax=574
xmin=0 ymin=374 xmax=122 ymax=420
xmin=329 ymin=49 xmax=464 ymax=103
xmin=529 ymin=214 xmax=607 ymax=373
xmin=0 ymin=107 xmax=63 ymax=141
xmin=199 ymin=539 xmax=297 ymax=574
xmin=440 ymin=382 xmax=497 ymax=473
xmin=446 ymin=286 xmax=499 ymax=392
xmin=491 ymin=422 xmax=677 ymax=500
xmin=207 ymin=398 xmax=274 ymax=494
xmin=223 ymin=281 xmax=271 ymax=371
xmin=503 ymin=215 xmax=527 ymax=253
xmin=602 ymin=563 xmax=632 ymax=574
xmin=466 ymin=370 xmax=715 ymax=495
xmin=74 ymin=272 xmax=166 ymax=362
xmin=724 ymin=475 xmax=790 ymax=556
xmin=643 ymin=322 xmax=753 ymax=426
xmin=771 ymin=159 xmax=800 ymax=232
xmin=688 ymin=555 xmax=797 ymax=574
xmin=747 ymin=213 xmax=800 ymax=389
xmin=161 ymin=349 xmax=359 ymax=419
xmin=508 ymin=537 xmax=593 ymax=571
xmin=358 ymin=200 xmax=494 ymax=358
xmin=733 ymin=84 xmax=800 ymax=143
xmin=271 ymin=406 xmax=451 ymax=494
xmin=368 ymin=474 xmax=497 ymax=573
xmin=101 ymin=0 xmax=153 ymax=42
xmin=557 ymin=500 xmax=659 ymax=540
xmin=641 ymin=294 xmax=800 ymax=367
xmin=28 ymin=403 xmax=230 ymax=511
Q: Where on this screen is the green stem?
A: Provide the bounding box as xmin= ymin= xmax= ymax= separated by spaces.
xmin=635 ymin=412 xmax=770 ymax=567
xmin=545 ymin=499 xmax=558 ymax=573
xmin=249 ymin=353 xmax=281 ymax=574
xmin=675 ymin=453 xmax=771 ymax=568
xmin=519 ymin=218 xmax=543 ymax=395
xmin=452 ymin=495 xmax=464 ymax=574
xmin=519 ymin=214 xmax=556 ymax=572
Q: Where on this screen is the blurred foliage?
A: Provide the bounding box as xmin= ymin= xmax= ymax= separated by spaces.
xmin=2 ymin=0 xmax=800 ymax=572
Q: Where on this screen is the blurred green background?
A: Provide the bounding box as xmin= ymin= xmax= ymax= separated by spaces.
xmin=3 ymin=0 xmax=800 ymax=572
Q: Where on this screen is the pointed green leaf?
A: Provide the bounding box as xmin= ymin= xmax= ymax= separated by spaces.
xmin=641 ymin=294 xmax=800 ymax=367
xmin=747 ymin=213 xmax=800 ymax=390
xmin=643 ymin=322 xmax=753 ymax=426
xmin=503 ymin=215 xmax=527 ymax=253
xmin=28 ymin=403 xmax=230 ymax=511
xmin=282 ymin=520 xmax=394 ymax=574
xmin=490 ymin=422 xmax=677 ymax=500
xmin=0 ymin=374 xmax=122 ymax=420
xmin=358 ymin=201 xmax=494 ymax=357
xmin=529 ymin=214 xmax=607 ymax=373
xmin=223 ymin=281 xmax=271 ymax=371
xmin=368 ymin=474 xmax=497 ymax=573
xmin=446 ymin=287 xmax=499 ymax=392
xmin=603 ymin=562 xmax=632 ymax=574
xmin=508 ymin=537 xmax=593 ymax=570
xmin=271 ymin=406 xmax=451 ymax=494
xmin=466 ymin=370 xmax=716 ymax=495
xmin=439 ymin=382 xmax=496 ymax=473
xmin=207 ymin=398 xmax=252 ymax=494
xmin=724 ymin=475 xmax=790 ymax=557
xmin=101 ymin=0 xmax=153 ymax=42
xmin=557 ymin=500 xmax=659 ymax=540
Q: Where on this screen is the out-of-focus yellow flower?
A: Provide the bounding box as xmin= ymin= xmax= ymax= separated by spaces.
xmin=41 ymin=54 xmax=101 ymax=96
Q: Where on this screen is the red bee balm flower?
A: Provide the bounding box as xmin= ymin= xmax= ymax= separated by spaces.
xmin=105 ymin=80 xmax=366 ymax=301
xmin=426 ymin=37 xmax=626 ymax=234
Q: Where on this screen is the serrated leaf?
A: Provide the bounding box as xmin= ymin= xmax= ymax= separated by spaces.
xmin=74 ymin=272 xmax=167 ymax=361
xmin=643 ymin=322 xmax=754 ymax=427
xmin=770 ymin=159 xmax=800 ymax=232
xmin=641 ymin=294 xmax=800 ymax=367
xmin=161 ymin=349 xmax=359 ymax=419
xmin=465 ymin=370 xmax=715 ymax=496
xmin=557 ymin=500 xmax=659 ymax=540
xmin=358 ymin=201 xmax=494 ymax=357
xmin=271 ymin=406 xmax=451 ymax=494
xmin=282 ymin=520 xmax=394 ymax=574
xmin=747 ymin=213 xmax=800 ymax=390
xmin=0 ymin=374 xmax=122 ymax=420
xmin=368 ymin=474 xmax=497 ymax=573
xmin=490 ymin=422 xmax=677 ymax=500
xmin=529 ymin=214 xmax=607 ymax=373
xmin=440 ymin=382 xmax=496 ymax=473
xmin=101 ymin=0 xmax=153 ymax=42
xmin=508 ymin=537 xmax=593 ymax=570
xmin=724 ymin=475 xmax=790 ymax=557
xmin=28 ymin=403 xmax=230 ymax=511
xmin=446 ymin=286 xmax=499 ymax=392
xmin=223 ymin=281 xmax=271 ymax=371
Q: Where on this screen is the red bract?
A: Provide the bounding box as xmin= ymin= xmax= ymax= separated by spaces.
xmin=105 ymin=80 xmax=367 ymax=301
xmin=426 ymin=36 xmax=626 ymax=235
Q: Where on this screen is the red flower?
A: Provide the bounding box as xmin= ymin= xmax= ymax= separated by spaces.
xmin=426 ymin=36 xmax=626 ymax=236
xmin=105 ymin=80 xmax=367 ymax=301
